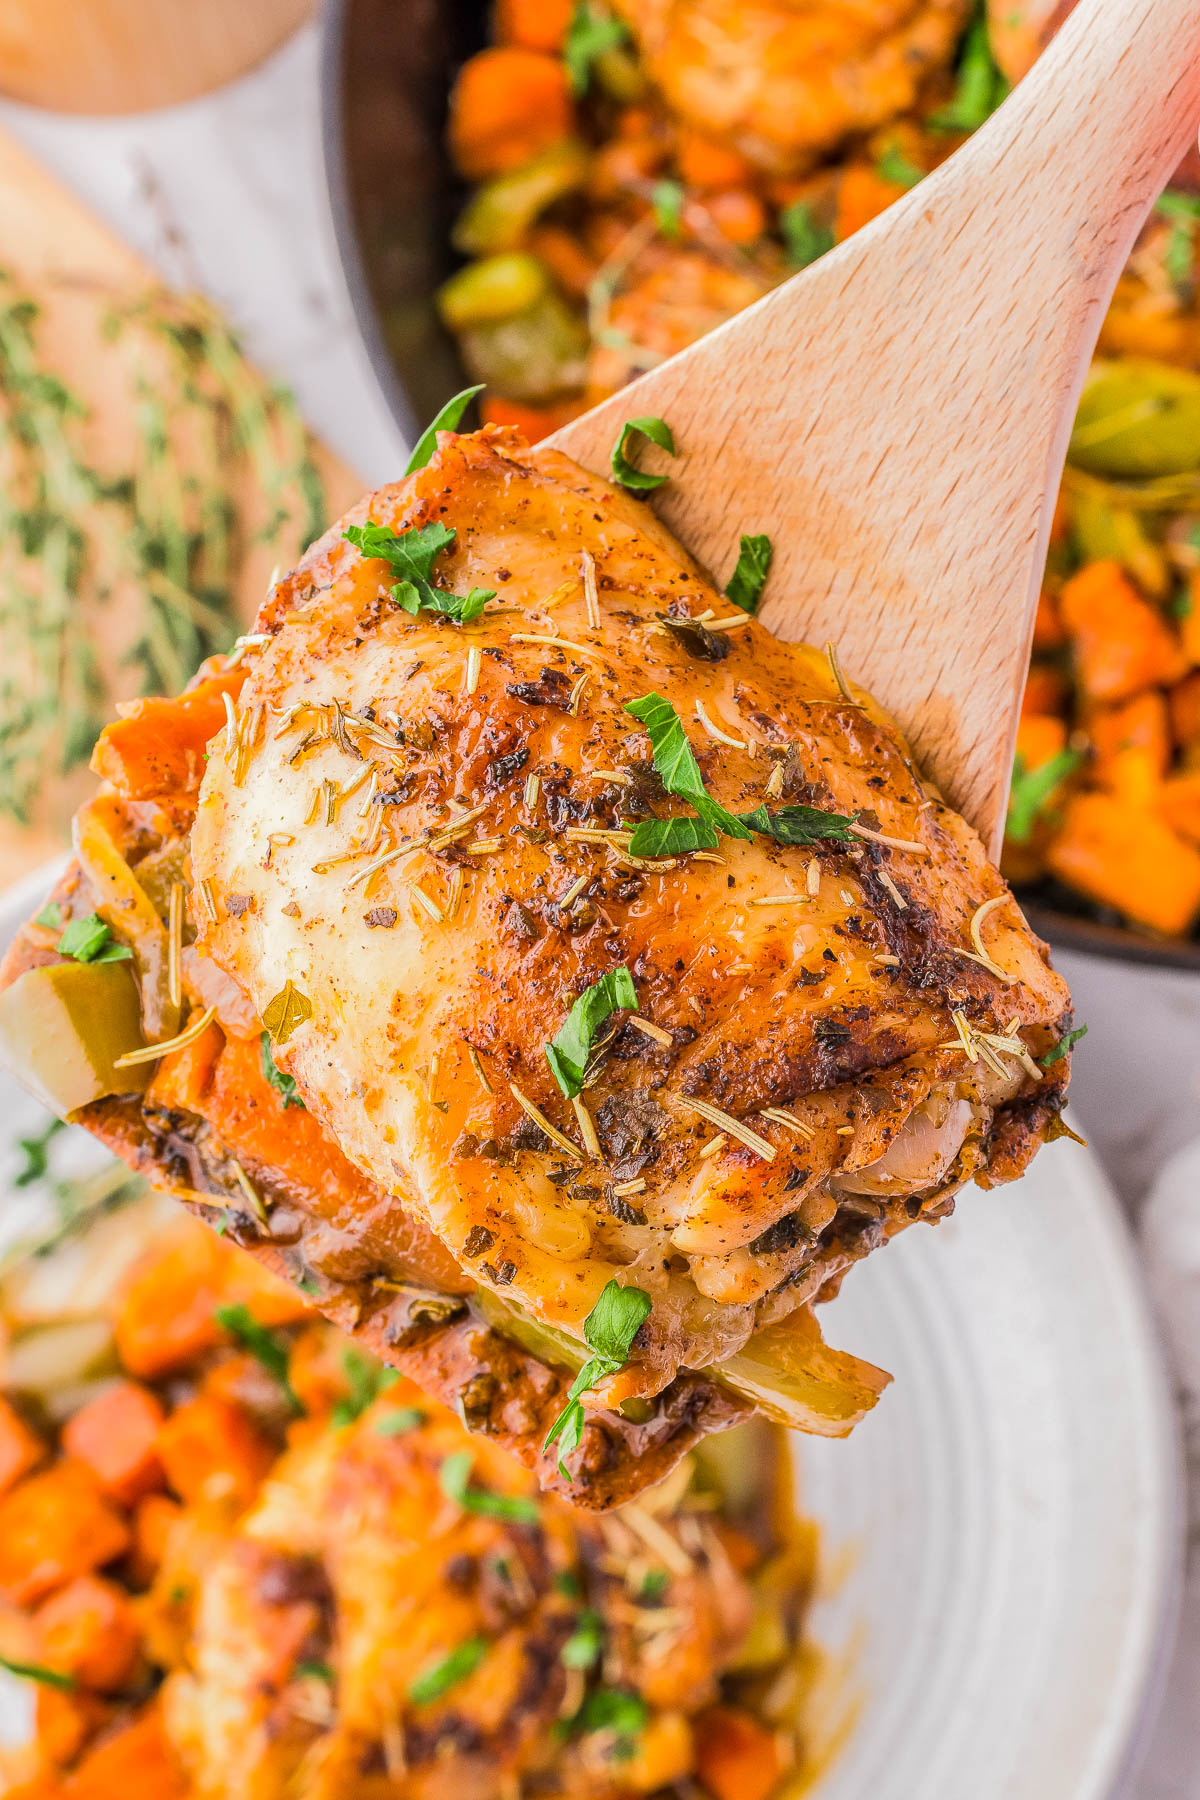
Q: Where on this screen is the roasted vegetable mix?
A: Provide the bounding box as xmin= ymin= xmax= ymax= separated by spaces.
xmin=0 ymin=1162 xmax=825 ymax=1800
xmin=440 ymin=0 xmax=1200 ymax=939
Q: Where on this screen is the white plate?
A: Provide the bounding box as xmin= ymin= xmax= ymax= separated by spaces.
xmin=0 ymin=864 xmax=1184 ymax=1794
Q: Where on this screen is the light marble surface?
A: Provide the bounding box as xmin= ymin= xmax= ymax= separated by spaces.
xmin=1 ymin=21 xmax=1199 ymax=1795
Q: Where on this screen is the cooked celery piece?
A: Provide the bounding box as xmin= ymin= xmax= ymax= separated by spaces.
xmin=716 ymin=1308 xmax=891 ymax=1438
xmin=1069 ymin=487 xmax=1170 ymax=597
xmin=459 ymin=292 xmax=588 ymax=402
xmin=1069 ymin=358 xmax=1200 ymax=479
xmin=475 ymin=1287 xmax=588 ymax=1374
xmin=437 ymin=253 xmax=550 ymax=330
xmin=0 ymin=961 xmax=150 ymax=1118
xmin=3 ymin=1318 xmax=118 ymax=1407
xmin=453 ymin=142 xmax=590 ymax=257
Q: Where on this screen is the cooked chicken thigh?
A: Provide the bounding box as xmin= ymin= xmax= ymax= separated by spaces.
xmin=610 ymin=0 xmax=971 ymax=174
xmin=190 ymin=426 xmax=1073 ymax=1407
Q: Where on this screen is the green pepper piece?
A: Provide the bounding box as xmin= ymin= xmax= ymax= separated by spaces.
xmin=0 ymin=961 xmax=151 ymax=1118
xmin=1069 ymin=359 xmax=1200 ymax=479
xmin=453 ymin=142 xmax=590 ymax=257
xmin=437 ymin=253 xmax=550 ymax=331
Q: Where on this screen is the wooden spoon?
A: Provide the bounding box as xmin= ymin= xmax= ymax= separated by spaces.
xmin=549 ymin=0 xmax=1200 ymax=851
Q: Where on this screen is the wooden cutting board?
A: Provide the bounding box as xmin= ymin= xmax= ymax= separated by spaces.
xmin=0 ymin=125 xmax=364 ymax=885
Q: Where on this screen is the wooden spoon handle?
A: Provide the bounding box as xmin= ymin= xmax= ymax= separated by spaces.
xmin=551 ymin=0 xmax=1200 ymax=848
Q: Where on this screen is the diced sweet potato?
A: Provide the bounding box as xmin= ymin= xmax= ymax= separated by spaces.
xmin=0 ymin=1395 xmax=45 ymax=1496
xmin=834 ymin=164 xmax=906 ymax=240
xmin=1170 ymin=669 xmax=1200 ymax=747
xmin=479 ymin=392 xmax=585 ymax=443
xmin=89 ymin=668 xmax=244 ymax=802
xmin=127 ymin=1495 xmax=182 ymax=1590
xmin=1087 ymin=690 xmax=1171 ymax=804
xmin=1021 ymin=665 xmax=1069 ymax=718
xmin=60 ymin=1383 xmax=164 ymax=1508
xmin=494 ymin=0 xmax=572 ymax=52
xmin=677 ymin=130 xmax=756 ymax=190
xmin=1160 ymin=770 xmax=1200 ymax=844
xmin=64 ymin=1703 xmax=187 ymax=1800
xmin=1059 ymin=561 xmax=1187 ymax=701
xmin=36 ymin=1685 xmax=113 ymax=1770
xmin=1181 ymin=571 xmax=1200 ymax=666
xmin=0 ymin=1465 xmax=131 ymax=1607
xmin=156 ymin=1395 xmax=273 ymax=1509
xmin=1047 ymin=791 xmax=1200 ymax=936
xmin=114 ymin=1220 xmax=308 ymax=1381
xmin=1015 ymin=714 xmax=1068 ymax=768
xmin=449 ymin=49 xmax=574 ymax=180
xmin=1032 ymin=585 xmax=1067 ymax=651
xmin=33 ymin=1577 xmax=141 ymax=1693
xmin=693 ymin=1705 xmax=789 ymax=1800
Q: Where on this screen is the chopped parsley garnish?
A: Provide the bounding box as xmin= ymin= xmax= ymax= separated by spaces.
xmin=738 ymin=802 xmax=857 ymax=846
xmin=294 ymin=1659 xmax=334 ymax=1684
xmin=14 ymin=1115 xmax=64 ymax=1188
xmin=33 ymin=901 xmax=61 ymax=928
xmin=568 ymin=1686 xmax=649 ymax=1757
xmin=544 ymin=1280 xmax=652 ymax=1479
xmin=262 ymin=979 xmax=314 ymax=1046
xmin=260 ymin=1033 xmax=305 ymax=1109
xmin=561 ymin=1608 xmax=604 ymax=1669
xmin=404 ymin=385 xmax=484 ymax=475
xmin=343 ymin=519 xmax=494 ymax=624
xmin=554 ymin=1568 xmax=583 ymax=1599
xmin=545 ymin=966 xmax=637 ymax=1098
xmin=408 ymin=1635 xmax=489 ymax=1705
xmin=876 ymin=143 xmax=924 ymax=190
xmin=1005 ymin=748 xmax=1084 ymax=844
xmin=624 ymin=692 xmax=856 ymax=854
xmin=780 ymin=200 xmax=834 ymax=269
xmin=332 ymin=1346 xmax=398 ymax=1426
xmin=439 ymin=1448 xmax=540 ymax=1524
xmin=214 ymin=1304 xmax=305 ymax=1417
xmin=374 ymin=1405 xmax=427 ymax=1435
xmin=0 ymin=1655 xmax=75 ymax=1690
xmin=725 ymin=533 xmax=773 ymax=614
xmin=1156 ymin=191 xmax=1200 ymax=294
xmin=651 ymin=179 xmax=685 ymax=239
xmin=610 ymin=417 xmax=677 ymax=493
xmin=56 ymin=914 xmax=131 ymax=964
xmin=638 ymin=1568 xmax=669 ymax=1602
xmin=1041 ymin=1024 xmax=1088 ymax=1067
xmin=930 ymin=3 xmax=1009 ymax=133
xmin=628 ymin=813 xmax=722 ymax=856
xmin=564 ymin=0 xmax=630 ymax=95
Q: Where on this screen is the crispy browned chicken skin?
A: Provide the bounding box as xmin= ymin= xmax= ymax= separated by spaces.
xmin=0 ymin=425 xmax=1074 ymax=1504
xmin=194 ymin=428 xmax=1071 ymax=1385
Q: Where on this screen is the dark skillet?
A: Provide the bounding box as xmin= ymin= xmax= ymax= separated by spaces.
xmin=318 ymin=0 xmax=1200 ymax=974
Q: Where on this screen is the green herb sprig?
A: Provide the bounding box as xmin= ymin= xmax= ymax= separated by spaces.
xmin=725 ymin=533 xmax=773 ymax=614
xmin=545 ymin=966 xmax=637 ymax=1098
xmin=544 ymin=1280 xmax=652 ymax=1479
xmin=780 ymin=201 xmax=834 ymax=269
xmin=624 ymin=693 xmax=856 ymax=854
xmin=1005 ymin=748 xmax=1084 ymax=844
xmin=408 ymin=1636 xmax=490 ymax=1705
xmin=440 ymin=1449 xmax=540 ymax=1523
xmin=610 ymin=418 xmax=676 ymax=493
xmin=404 ymin=385 xmax=484 ymax=475
xmin=343 ymin=519 xmax=494 ymax=623
xmin=0 ymin=1655 xmax=75 ymax=1691
xmin=564 ymin=0 xmax=630 ymax=95
xmin=56 ymin=914 xmax=131 ymax=964
xmin=930 ymin=3 xmax=1009 ymax=133
xmin=261 ymin=1033 xmax=305 ymax=1109
xmin=214 ymin=1303 xmax=305 ymax=1417
xmin=1042 ymin=1024 xmax=1088 ymax=1067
